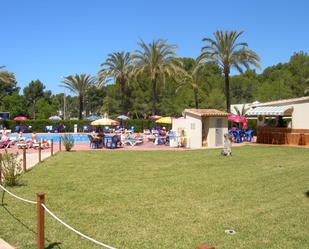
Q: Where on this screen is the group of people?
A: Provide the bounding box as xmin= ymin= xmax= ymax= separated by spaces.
xmin=0 ymin=129 xmax=50 ymax=149
xmin=89 ymin=128 xmax=144 ymax=148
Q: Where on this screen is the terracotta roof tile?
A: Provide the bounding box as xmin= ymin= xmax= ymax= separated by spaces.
xmin=184 ymin=109 xmax=229 ymax=117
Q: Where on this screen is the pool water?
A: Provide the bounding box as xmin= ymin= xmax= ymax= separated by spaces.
xmin=9 ymin=133 xmax=90 ymax=143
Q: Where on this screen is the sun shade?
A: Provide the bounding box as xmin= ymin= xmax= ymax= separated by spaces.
xmin=247 ymin=106 xmax=293 ymax=116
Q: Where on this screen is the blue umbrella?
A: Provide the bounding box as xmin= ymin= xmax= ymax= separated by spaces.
xmin=86 ymin=115 xmax=99 ymax=120
xmin=49 ymin=116 xmax=62 ymax=120
xmin=117 ymin=115 xmax=130 ymax=120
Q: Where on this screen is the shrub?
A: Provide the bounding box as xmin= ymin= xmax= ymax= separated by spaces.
xmin=1 ymin=151 xmax=22 ymax=186
xmin=62 ymin=134 xmax=75 ymax=151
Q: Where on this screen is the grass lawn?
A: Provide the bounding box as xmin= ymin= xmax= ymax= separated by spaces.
xmin=1 ymin=146 xmax=309 ymax=249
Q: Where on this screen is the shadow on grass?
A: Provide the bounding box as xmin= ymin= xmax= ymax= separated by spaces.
xmin=305 ymin=191 xmax=309 ymax=198
xmin=1 ymin=202 xmax=62 ymax=249
xmin=46 ymin=242 xmax=62 ymax=249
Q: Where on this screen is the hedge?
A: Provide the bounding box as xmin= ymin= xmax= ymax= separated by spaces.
xmin=0 ymin=119 xmax=171 ymax=133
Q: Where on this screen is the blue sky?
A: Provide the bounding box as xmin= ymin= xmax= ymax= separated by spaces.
xmin=1 ymin=0 xmax=309 ymax=93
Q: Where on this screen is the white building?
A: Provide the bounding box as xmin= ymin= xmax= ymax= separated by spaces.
xmin=172 ymin=109 xmax=229 ymax=149
xmin=246 ymin=96 xmax=309 ymax=129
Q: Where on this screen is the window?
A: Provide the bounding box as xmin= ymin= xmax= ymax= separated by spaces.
xmin=190 ymin=123 xmax=195 ymax=130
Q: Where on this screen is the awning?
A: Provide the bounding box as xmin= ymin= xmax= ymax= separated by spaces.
xmin=247 ymin=105 xmax=293 ymax=116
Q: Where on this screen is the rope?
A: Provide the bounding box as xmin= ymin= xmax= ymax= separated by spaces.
xmin=0 ymin=184 xmax=37 ymax=205
xmin=0 ymin=184 xmax=117 ymax=249
xmin=41 ymin=204 xmax=117 ymax=249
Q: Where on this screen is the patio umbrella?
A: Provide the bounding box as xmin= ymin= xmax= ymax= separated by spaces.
xmin=150 ymin=115 xmax=162 ymax=121
xmin=86 ymin=115 xmax=99 ymax=121
xmin=48 ymin=115 xmax=62 ymax=120
xmin=228 ymin=115 xmax=247 ymax=123
xmin=14 ymin=116 xmax=28 ymax=121
xmin=117 ymin=115 xmax=130 ymax=120
xmin=155 ymin=116 xmax=174 ymax=124
xmin=91 ymin=117 xmax=120 ymax=126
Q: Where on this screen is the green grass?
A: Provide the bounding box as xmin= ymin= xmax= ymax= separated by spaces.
xmin=1 ymin=146 xmax=309 ymax=249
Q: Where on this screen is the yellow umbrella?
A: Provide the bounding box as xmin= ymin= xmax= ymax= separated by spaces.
xmin=90 ymin=117 xmax=120 ymax=126
xmin=155 ymin=116 xmax=174 ymax=124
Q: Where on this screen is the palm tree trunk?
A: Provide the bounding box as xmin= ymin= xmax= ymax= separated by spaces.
xmin=120 ymin=80 xmax=126 ymax=113
xmin=79 ymin=94 xmax=83 ymax=120
xmin=194 ymin=89 xmax=199 ymax=109
xmin=224 ymin=71 xmax=231 ymax=113
xmin=152 ymin=78 xmax=157 ymax=115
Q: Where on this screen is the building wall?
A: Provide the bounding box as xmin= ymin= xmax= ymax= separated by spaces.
xmin=172 ymin=114 xmax=202 ymax=148
xmin=292 ymin=102 xmax=309 ymax=129
xmin=207 ymin=117 xmax=228 ymax=147
xmin=186 ymin=113 xmax=202 ymax=148
xmin=172 ymin=115 xmax=228 ymax=149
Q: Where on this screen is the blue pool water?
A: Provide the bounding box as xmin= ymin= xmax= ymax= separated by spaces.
xmin=9 ymin=133 xmax=90 ymax=143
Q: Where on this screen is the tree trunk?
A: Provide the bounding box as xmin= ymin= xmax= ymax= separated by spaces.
xmin=224 ymin=71 xmax=231 ymax=113
xmin=151 ymin=78 xmax=157 ymax=115
xmin=194 ymin=89 xmax=199 ymax=109
xmin=79 ymin=94 xmax=83 ymax=120
xmin=120 ymin=79 xmax=126 ymax=114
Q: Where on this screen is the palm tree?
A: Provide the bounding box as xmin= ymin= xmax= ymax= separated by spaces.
xmin=131 ymin=39 xmax=184 ymax=114
xmin=98 ymin=52 xmax=132 ymax=113
xmin=199 ymin=31 xmax=260 ymax=112
xmin=176 ymin=58 xmax=205 ymax=109
xmin=60 ymin=74 xmax=96 ymax=119
xmin=0 ymin=66 xmax=14 ymax=83
xmin=233 ymin=104 xmax=249 ymax=117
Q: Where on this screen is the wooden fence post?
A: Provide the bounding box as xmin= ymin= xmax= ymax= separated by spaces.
xmin=36 ymin=192 xmax=45 ymax=249
xmin=0 ymin=153 xmax=2 ymax=184
xmin=51 ymin=139 xmax=54 ymax=156
xmin=38 ymin=142 xmax=41 ymax=163
xmin=23 ymin=148 xmax=27 ymax=172
xmin=59 ymin=137 xmax=62 ymax=152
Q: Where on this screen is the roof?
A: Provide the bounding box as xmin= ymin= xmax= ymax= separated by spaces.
xmin=247 ymin=105 xmax=293 ymax=116
xmin=253 ymin=96 xmax=309 ymax=107
xmin=184 ymin=109 xmax=229 ymax=117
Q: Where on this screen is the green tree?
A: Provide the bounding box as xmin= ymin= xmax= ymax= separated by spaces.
xmin=206 ymin=88 xmax=225 ymax=110
xmin=1 ymin=92 xmax=27 ymax=117
xmin=0 ymin=66 xmax=18 ymax=104
xmin=98 ymin=51 xmax=132 ymax=113
xmin=176 ymin=58 xmax=205 ymax=108
xmin=60 ymin=74 xmax=96 ymax=119
xmin=131 ymin=39 xmax=184 ymax=114
xmin=200 ymin=31 xmax=260 ymax=112
xmin=35 ymin=98 xmax=55 ymax=119
xmin=23 ymin=80 xmax=46 ymax=119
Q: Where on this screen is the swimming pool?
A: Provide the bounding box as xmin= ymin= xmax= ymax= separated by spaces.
xmin=9 ymin=133 xmax=90 ymax=143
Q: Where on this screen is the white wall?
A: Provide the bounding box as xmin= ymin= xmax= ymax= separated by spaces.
xmin=207 ymin=117 xmax=228 ymax=148
xmin=186 ymin=113 xmax=202 ymax=148
xmin=172 ymin=114 xmax=228 ymax=148
xmin=292 ymin=102 xmax=309 ymax=129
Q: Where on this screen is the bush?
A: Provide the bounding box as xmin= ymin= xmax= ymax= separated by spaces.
xmin=62 ymin=134 xmax=75 ymax=151
xmin=0 ymin=119 xmax=91 ymax=133
xmin=1 ymin=151 xmax=22 ymax=186
xmin=0 ymin=118 xmax=172 ymax=133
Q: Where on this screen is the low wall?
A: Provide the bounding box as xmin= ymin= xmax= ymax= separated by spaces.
xmin=256 ymin=127 xmax=309 ymax=145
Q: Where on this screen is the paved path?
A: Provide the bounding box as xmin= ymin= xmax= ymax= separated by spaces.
xmin=19 ymin=151 xmax=52 ymax=170
xmin=0 ymin=239 xmax=15 ymax=249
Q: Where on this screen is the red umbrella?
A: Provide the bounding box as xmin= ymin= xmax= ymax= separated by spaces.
xmin=228 ymin=115 xmax=247 ymax=123
xmin=14 ymin=116 xmax=28 ymax=121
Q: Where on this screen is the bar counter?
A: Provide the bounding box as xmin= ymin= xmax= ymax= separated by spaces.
xmin=256 ymin=127 xmax=309 ymax=145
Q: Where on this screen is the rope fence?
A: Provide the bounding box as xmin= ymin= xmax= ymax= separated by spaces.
xmin=0 ymin=184 xmax=117 ymax=249
xmin=0 ymin=184 xmax=37 ymax=205
xmin=42 ymin=204 xmax=117 ymax=249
